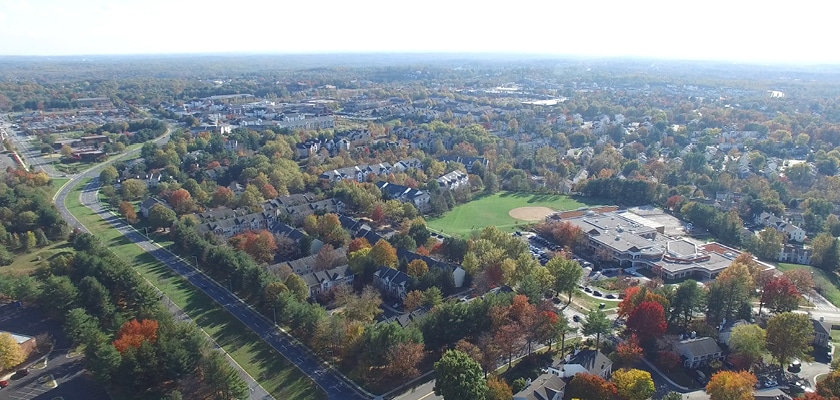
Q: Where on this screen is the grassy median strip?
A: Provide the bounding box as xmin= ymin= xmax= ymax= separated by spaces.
xmin=65 ymin=179 xmax=325 ymax=400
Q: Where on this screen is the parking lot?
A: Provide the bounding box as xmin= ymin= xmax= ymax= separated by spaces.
xmin=0 ymin=303 xmax=108 ymax=400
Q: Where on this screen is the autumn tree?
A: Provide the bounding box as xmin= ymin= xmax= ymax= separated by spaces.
xmin=434 ymin=349 xmax=488 ymax=400
xmin=812 ymin=232 xmax=840 ymax=271
xmin=816 ymin=370 xmax=840 ymax=399
xmin=748 ymin=227 xmax=784 ymax=261
xmin=612 ymin=368 xmax=655 ymax=400
xmin=385 ymin=341 xmax=425 ymax=382
xmin=167 ymin=188 xmax=196 ymax=215
xmin=761 ymin=276 xmax=800 ymax=314
xmin=118 ymin=201 xmax=138 ymax=223
xmin=614 ymin=334 xmax=644 ymax=369
xmin=407 ymin=259 xmax=429 ymax=278
xmin=120 ymin=178 xmax=148 ymax=200
xmin=0 ymin=332 xmax=24 ymax=370
xmin=728 ymin=324 xmax=766 ymax=367
xmin=566 ymin=373 xmax=617 ymax=400
xmin=626 ymin=301 xmax=667 ymax=342
xmin=494 ymin=322 xmax=524 ymax=368
xmin=370 ymin=239 xmax=398 ymax=268
xmin=113 ymin=319 xmax=159 ymax=353
xmin=340 ymin=286 xmax=383 ymax=323
xmin=766 ymin=312 xmax=813 ymax=368
xmin=210 ymin=186 xmax=235 ymax=207
xmin=316 ymin=213 xmax=349 ymax=247
xmin=313 ymin=244 xmax=339 ymax=271
xmin=706 ymin=262 xmax=754 ymax=326
xmin=230 ymin=230 xmax=277 ymax=264
xmin=348 ymin=237 xmax=371 ymax=253
xmin=285 ymin=273 xmax=309 ymax=302
xmin=705 ymin=370 xmax=757 ymax=400
xmin=486 ymin=376 xmax=513 ymax=400
xmin=782 ymin=269 xmax=815 ymax=296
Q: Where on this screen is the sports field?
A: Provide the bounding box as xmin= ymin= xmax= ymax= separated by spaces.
xmin=427 ymin=192 xmax=603 ymax=238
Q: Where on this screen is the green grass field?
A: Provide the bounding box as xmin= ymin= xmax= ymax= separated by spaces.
xmin=65 ymin=179 xmax=325 ymax=400
xmin=427 ymin=192 xmax=602 ymax=238
xmin=777 ymin=262 xmax=840 ymax=308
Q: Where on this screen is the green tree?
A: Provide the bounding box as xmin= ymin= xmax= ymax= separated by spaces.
xmin=422 ymin=287 xmax=443 ymax=308
xmin=85 ymin=338 xmax=122 ymax=384
xmin=285 ymin=273 xmax=309 ymax=302
xmin=40 ymin=275 xmax=78 ymax=320
xmin=22 ymin=231 xmax=36 ymax=252
xmin=662 ymin=392 xmax=684 ymax=400
xmin=120 ymin=178 xmax=148 ymax=200
xmin=811 ymin=232 xmax=840 ymax=271
xmin=582 ymin=308 xmax=611 ymax=352
xmin=202 ymin=350 xmax=249 ymax=400
xmin=671 ymin=279 xmax=705 ymax=328
xmin=78 ymin=276 xmax=116 ymax=325
xmin=434 ymin=349 xmax=488 ymax=400
xmin=748 ymin=228 xmax=784 ymax=261
xmin=64 ymin=308 xmax=101 ymax=347
xmin=0 ymin=332 xmax=24 ymax=370
xmin=547 ymin=257 xmax=583 ymax=304
xmin=728 ymin=324 xmax=766 ymax=367
xmin=99 ymin=165 xmax=118 ymax=185
xmin=148 ymin=203 xmax=177 ymax=231
xmin=612 ymin=368 xmax=655 ymax=400
xmin=766 ymin=312 xmax=813 ymax=367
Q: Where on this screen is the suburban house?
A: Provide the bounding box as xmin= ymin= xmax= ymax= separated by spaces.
xmin=673 ymin=336 xmax=724 ymax=368
xmin=547 ymin=349 xmax=613 ymax=379
xmin=778 ymin=244 xmax=812 ymax=265
xmin=813 ymin=318 xmax=831 ymax=348
xmin=299 ymin=265 xmax=354 ymax=300
xmin=718 ymin=319 xmax=749 ymax=346
xmin=512 ymin=373 xmax=566 ymax=400
xmin=437 ymin=155 xmax=488 ymax=173
xmin=373 ymin=266 xmax=410 ymax=300
xmin=376 ymin=181 xmax=430 ymax=211
xmin=755 ymin=211 xmax=806 ymax=243
xmin=435 ymin=170 xmax=469 ymax=190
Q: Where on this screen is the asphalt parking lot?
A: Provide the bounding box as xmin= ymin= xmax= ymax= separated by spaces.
xmin=0 ymin=303 xmax=108 ymax=400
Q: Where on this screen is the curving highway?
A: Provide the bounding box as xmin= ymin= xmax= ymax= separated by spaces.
xmin=53 ymin=135 xmax=370 ymax=400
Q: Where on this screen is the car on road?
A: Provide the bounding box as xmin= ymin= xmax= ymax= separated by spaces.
xmin=788 ymin=359 xmax=802 ymax=373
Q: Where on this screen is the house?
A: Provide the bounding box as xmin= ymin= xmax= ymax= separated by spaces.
xmin=778 ymin=244 xmax=811 ymax=265
xmin=299 ymin=265 xmax=355 ymax=300
xmin=718 ymin=319 xmax=749 ymax=346
xmin=376 ymin=181 xmax=430 ymax=211
xmin=373 ymin=266 xmax=410 ymax=300
xmin=547 ymin=349 xmax=612 ymax=379
xmin=755 ymin=211 xmax=806 ymax=243
xmin=436 ymin=170 xmax=469 ymax=190
xmin=512 ymin=373 xmax=566 ymax=400
xmin=139 ymin=197 xmax=171 ymax=218
xmin=673 ymin=336 xmax=724 ymax=368
xmin=813 ymin=318 xmax=831 ymax=348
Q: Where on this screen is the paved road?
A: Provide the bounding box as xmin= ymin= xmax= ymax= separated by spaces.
xmin=0 ymin=116 xmax=58 ymax=176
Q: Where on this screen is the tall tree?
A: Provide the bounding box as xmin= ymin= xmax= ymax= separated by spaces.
xmin=728 ymin=324 xmax=766 ymax=368
xmin=147 ymin=203 xmax=177 ymax=231
xmin=384 ymin=341 xmax=425 ymax=382
xmin=64 ymin=308 xmax=101 ymax=347
xmin=201 ymin=350 xmax=249 ymax=400
xmin=494 ymin=322 xmax=524 ymax=368
xmin=582 ymin=308 xmax=611 ymax=352
xmin=670 ymin=280 xmax=705 ymax=328
xmin=748 ymin=227 xmax=784 ymax=261
xmin=369 ymin=239 xmax=398 ymax=268
xmin=547 ymin=257 xmax=583 ymax=304
xmin=99 ymin=165 xmax=118 ymax=185
xmin=706 ymin=262 xmax=754 ymax=326
xmin=626 ymin=301 xmax=667 ymax=342
xmin=285 ymin=274 xmax=309 ymax=302
xmin=761 ymin=277 xmax=800 ymax=314
xmin=765 ymin=312 xmax=813 ymax=368
xmin=612 ymin=368 xmax=655 ymax=400
xmin=486 ymin=376 xmax=513 ymax=400
xmin=812 ymin=233 xmax=840 ymax=271
xmin=407 ymin=259 xmax=429 ymax=278
xmin=434 ymin=350 xmax=488 ymax=400
xmin=705 ymin=370 xmax=757 ymax=400
xmin=120 ymin=178 xmax=148 ymax=200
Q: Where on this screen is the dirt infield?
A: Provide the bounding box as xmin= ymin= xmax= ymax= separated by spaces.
xmin=508 ymin=206 xmax=555 ymax=221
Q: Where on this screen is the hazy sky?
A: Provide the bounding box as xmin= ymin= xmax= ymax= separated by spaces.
xmin=0 ymin=0 xmax=834 ymax=64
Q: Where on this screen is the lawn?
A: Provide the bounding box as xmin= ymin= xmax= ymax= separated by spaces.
xmin=48 ymin=177 xmax=69 ymax=199
xmin=777 ymin=263 xmax=840 ymax=308
xmin=65 ymin=179 xmax=325 ymax=400
xmin=0 ymin=241 xmax=74 ymax=276
xmin=427 ymin=192 xmax=604 ymax=238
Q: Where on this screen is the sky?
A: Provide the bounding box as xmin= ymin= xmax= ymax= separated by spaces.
xmin=0 ymin=0 xmax=835 ymax=64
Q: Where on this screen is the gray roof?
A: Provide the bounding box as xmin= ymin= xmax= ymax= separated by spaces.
xmin=813 ymin=319 xmax=831 ymax=336
xmin=676 ymin=337 xmax=722 ymax=356
xmin=561 ymin=350 xmax=612 ymax=376
xmin=513 ymin=373 xmax=566 ymax=400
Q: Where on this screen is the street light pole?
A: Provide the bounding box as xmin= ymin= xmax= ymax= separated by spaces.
xmin=273 ymin=306 xmax=277 ymax=326
xmin=191 ymin=256 xmax=198 ymax=267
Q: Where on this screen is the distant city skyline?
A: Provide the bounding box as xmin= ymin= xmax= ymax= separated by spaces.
xmin=0 ymin=0 xmax=835 ymax=64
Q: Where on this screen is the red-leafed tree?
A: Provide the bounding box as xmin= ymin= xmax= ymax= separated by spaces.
xmin=348 ymin=237 xmax=371 ymax=253
xmin=626 ymin=301 xmax=667 ymax=341
xmin=656 ymin=351 xmax=681 ymax=370
xmin=113 ymin=319 xmax=158 ymax=353
xmin=168 ymin=188 xmax=196 ymax=215
xmin=567 ymin=373 xmax=617 ymax=400
xmin=782 ymin=269 xmax=815 ymax=295
xmin=618 ymin=286 xmax=670 ymax=319
xmin=615 ymin=334 xmax=644 ymax=368
xmin=494 ymin=322 xmax=524 ymax=368
xmin=370 ymin=204 xmax=385 ymax=226
xmin=230 ymin=230 xmax=277 ymax=264
xmin=761 ymin=277 xmax=801 ymax=314
xmin=666 ymin=195 xmax=683 ymax=211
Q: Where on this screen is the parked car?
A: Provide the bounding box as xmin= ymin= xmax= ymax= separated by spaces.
xmin=13 ymin=369 xmax=28 ymax=378
xmin=0 ymin=380 xmax=8 ymax=388
xmin=605 ymin=294 xmax=616 ymax=299
xmin=593 ymin=290 xmax=603 ymax=297
xmin=584 ymin=287 xmax=592 ymax=293
xmin=789 ymin=359 xmax=802 ymax=373
xmin=572 ymin=315 xmax=580 ymax=322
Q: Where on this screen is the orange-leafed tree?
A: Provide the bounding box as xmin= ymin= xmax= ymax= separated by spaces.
xmin=210 ymin=186 xmax=235 ymax=207
xmin=567 ymin=373 xmax=617 ymax=400
xmin=615 ymin=334 xmax=644 ymax=368
xmin=113 ymin=319 xmax=159 ymax=353
xmin=369 ymin=239 xmax=397 ymax=268
xmin=348 ymin=237 xmax=371 ymax=253
xmin=168 ymin=188 xmax=196 ymax=215
xmin=260 ymin=183 xmax=278 ymax=200
xmin=119 ymin=201 xmax=138 ymax=223
xmin=230 ymin=230 xmax=277 ymax=264
xmin=705 ymin=370 xmax=758 ymax=400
